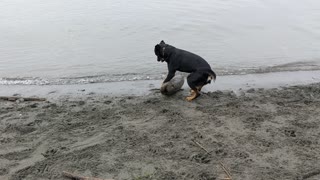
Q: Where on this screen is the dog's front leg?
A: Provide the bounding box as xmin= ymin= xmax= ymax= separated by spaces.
xmin=163 ymin=70 xmax=176 ymax=84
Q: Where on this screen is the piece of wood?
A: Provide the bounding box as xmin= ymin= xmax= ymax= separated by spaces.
xmin=301 ymin=169 xmax=320 ymax=179
xmin=160 ymin=75 xmax=184 ymax=95
xmin=62 ymin=171 xmax=114 ymax=180
xmin=0 ymin=96 xmax=46 ymax=102
xmin=192 ymin=139 xmax=211 ymax=154
xmin=219 ymin=162 xmax=232 ymax=180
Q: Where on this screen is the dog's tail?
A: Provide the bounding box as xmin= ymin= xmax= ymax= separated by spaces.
xmin=198 ymin=67 xmax=216 ymax=83
xmin=204 ymin=69 xmax=216 ymax=83
xmin=208 ymin=69 xmax=216 ymax=82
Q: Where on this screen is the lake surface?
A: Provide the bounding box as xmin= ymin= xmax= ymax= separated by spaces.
xmin=1 ymin=0 xmax=320 ymax=85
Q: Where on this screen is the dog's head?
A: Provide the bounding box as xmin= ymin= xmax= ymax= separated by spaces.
xmin=154 ymin=40 xmax=167 ymax=62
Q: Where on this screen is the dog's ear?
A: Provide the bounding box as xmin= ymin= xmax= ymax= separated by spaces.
xmin=160 ymin=40 xmax=165 ymax=44
xmin=154 ymin=44 xmax=161 ymax=55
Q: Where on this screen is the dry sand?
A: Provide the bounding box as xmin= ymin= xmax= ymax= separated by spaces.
xmin=1 ymin=83 xmax=320 ymax=180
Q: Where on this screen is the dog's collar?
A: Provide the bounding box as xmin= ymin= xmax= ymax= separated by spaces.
xmin=162 ymin=46 xmax=166 ymax=57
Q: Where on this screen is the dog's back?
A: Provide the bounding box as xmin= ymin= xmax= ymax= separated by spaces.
xmin=169 ymin=47 xmax=212 ymax=73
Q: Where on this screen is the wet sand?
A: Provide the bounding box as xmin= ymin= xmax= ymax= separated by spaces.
xmin=1 ymin=80 xmax=320 ymax=180
xmin=1 ymin=70 xmax=320 ymax=98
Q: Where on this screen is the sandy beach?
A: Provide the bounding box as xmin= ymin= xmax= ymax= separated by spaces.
xmin=1 ymin=0 xmax=320 ymax=179
xmin=0 ymin=80 xmax=320 ymax=180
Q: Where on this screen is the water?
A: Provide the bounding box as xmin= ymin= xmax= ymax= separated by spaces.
xmin=1 ymin=0 xmax=320 ymax=85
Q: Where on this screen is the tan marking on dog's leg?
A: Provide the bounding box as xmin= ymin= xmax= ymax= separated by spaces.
xmin=186 ymin=90 xmax=199 ymax=101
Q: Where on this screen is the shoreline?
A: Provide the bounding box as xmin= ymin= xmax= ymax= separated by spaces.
xmin=0 ymin=70 xmax=320 ymax=99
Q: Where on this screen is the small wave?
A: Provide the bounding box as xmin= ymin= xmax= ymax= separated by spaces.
xmin=1 ymin=61 xmax=320 ymax=85
xmin=215 ymin=60 xmax=320 ymax=75
xmin=0 ymin=74 xmax=164 ymax=86
xmin=0 ymin=77 xmax=50 ymax=85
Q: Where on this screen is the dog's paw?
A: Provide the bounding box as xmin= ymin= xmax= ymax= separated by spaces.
xmin=160 ymin=82 xmax=169 ymax=92
xmin=186 ymin=96 xmax=194 ymax=101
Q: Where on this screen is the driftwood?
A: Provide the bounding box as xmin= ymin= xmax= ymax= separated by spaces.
xmin=300 ymin=169 xmax=320 ymax=179
xmin=192 ymin=139 xmax=211 ymax=154
xmin=219 ymin=162 xmax=233 ymax=180
xmin=0 ymin=96 xmax=46 ymax=102
xmin=160 ymin=75 xmax=184 ymax=95
xmin=62 ymin=171 xmax=114 ymax=180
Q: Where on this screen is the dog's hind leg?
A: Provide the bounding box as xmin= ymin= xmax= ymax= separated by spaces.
xmin=186 ymin=89 xmax=199 ymax=101
xmin=186 ymin=73 xmax=201 ymax=101
xmin=196 ymin=85 xmax=204 ymax=92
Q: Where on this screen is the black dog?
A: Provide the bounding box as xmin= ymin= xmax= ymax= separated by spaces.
xmin=154 ymin=40 xmax=216 ymax=101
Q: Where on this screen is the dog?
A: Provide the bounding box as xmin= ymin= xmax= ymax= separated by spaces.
xmin=154 ymin=40 xmax=216 ymax=101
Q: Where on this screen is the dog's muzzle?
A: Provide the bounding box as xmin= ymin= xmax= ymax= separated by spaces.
xmin=157 ymin=57 xmax=165 ymax=62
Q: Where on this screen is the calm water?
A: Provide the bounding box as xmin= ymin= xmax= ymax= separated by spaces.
xmin=1 ymin=0 xmax=320 ymax=85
